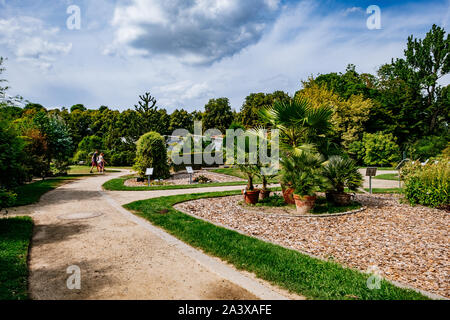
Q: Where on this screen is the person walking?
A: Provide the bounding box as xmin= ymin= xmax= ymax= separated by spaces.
xmin=98 ymin=152 xmax=108 ymax=174
xmin=90 ymin=150 xmax=99 ymax=173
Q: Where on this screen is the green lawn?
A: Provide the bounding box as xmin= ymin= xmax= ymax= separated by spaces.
xmin=125 ymin=191 xmax=427 ymax=300
xmin=0 ymin=217 xmax=33 ymax=300
xmin=365 ymin=188 xmax=403 ymax=194
xmin=374 ymin=173 xmax=400 ymax=181
xmin=103 ymin=176 xmax=247 ymax=191
xmin=68 ymin=165 xmax=124 ymax=175
xmin=212 ymin=167 xmax=280 ymax=184
xmin=12 ymin=175 xmax=90 ymax=207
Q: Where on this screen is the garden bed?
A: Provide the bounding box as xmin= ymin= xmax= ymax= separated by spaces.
xmin=238 ymin=194 xmax=365 ymax=217
xmin=124 ymin=170 xmax=244 ymax=187
xmin=175 ymin=193 xmax=450 ymax=298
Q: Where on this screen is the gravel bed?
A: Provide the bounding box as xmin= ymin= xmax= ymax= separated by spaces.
xmin=125 ymin=170 xmax=244 ymax=187
xmin=175 ymin=194 xmax=450 ymax=298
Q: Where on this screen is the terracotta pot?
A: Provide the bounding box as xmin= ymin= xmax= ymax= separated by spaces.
xmin=260 ymin=190 xmax=271 ymax=200
xmin=243 ymin=189 xmax=260 ymax=205
xmin=282 ymin=187 xmax=295 ymax=205
xmin=332 ymin=193 xmax=352 ymax=206
xmin=293 ymin=194 xmax=317 ymax=214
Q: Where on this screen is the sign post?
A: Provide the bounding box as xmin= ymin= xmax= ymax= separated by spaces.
xmin=145 ymin=168 xmax=154 ymax=187
xmin=366 ymin=168 xmax=378 ymax=194
xmin=186 ymin=167 xmax=194 ymax=185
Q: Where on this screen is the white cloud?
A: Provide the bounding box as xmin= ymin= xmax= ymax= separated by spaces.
xmin=0 ymin=16 xmax=72 ymax=70
xmin=107 ymin=0 xmax=282 ymax=65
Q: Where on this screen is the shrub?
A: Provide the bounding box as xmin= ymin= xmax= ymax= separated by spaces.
xmin=350 ymin=132 xmax=401 ymax=167
xmin=403 ymin=161 xmax=449 ymax=208
xmin=281 ymin=151 xmax=326 ymax=196
xmin=412 ymin=135 xmax=449 ymax=161
xmin=322 ymin=156 xmax=363 ymax=193
xmin=0 ymin=121 xmax=29 ymax=187
xmin=0 ymin=188 xmax=17 ymax=213
xmin=72 ymin=150 xmax=90 ymax=164
xmin=134 ymin=132 xmax=170 ymax=179
xmin=110 ymin=151 xmax=135 ymax=166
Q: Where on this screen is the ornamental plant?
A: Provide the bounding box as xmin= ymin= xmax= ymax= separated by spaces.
xmin=134 ymin=132 xmax=170 ymax=179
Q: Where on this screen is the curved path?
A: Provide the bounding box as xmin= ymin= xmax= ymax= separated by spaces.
xmin=10 ymin=171 xmax=300 ymax=300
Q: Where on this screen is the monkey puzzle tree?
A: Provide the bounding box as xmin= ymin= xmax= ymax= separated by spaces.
xmin=134 ymin=92 xmax=160 ymax=134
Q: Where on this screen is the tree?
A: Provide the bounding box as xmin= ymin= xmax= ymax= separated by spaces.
xmin=0 ymin=119 xmax=28 ymax=187
xmin=296 ymin=81 xmax=372 ymax=150
xmin=380 ymin=25 xmax=449 ymax=135
xmin=70 ymin=104 xmax=87 ymax=113
xmin=404 ymin=24 xmax=449 ymax=132
xmin=134 ymin=132 xmax=170 ymax=179
xmin=203 ymin=98 xmax=234 ymax=132
xmin=134 ymin=92 xmax=159 ymax=133
xmin=239 ymin=91 xmax=290 ymax=128
xmin=168 ymin=109 xmax=194 ymax=133
xmin=259 ymin=98 xmax=333 ymax=155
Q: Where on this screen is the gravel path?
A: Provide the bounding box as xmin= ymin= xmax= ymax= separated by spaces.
xmin=125 ymin=170 xmax=244 ymax=187
xmin=7 ymin=171 xmax=299 ymax=300
xmin=175 ymin=194 xmax=450 ymax=298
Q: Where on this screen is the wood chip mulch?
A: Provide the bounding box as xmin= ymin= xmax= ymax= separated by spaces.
xmin=175 ymin=194 xmax=449 ymax=298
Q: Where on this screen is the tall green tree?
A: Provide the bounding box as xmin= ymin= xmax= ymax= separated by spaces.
xmin=239 ymin=91 xmax=290 ymax=128
xmin=203 ymin=98 xmax=234 ymax=132
xmin=168 ymin=109 xmax=194 ymax=133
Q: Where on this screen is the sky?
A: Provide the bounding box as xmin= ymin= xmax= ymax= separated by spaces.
xmin=0 ymin=0 xmax=449 ymax=112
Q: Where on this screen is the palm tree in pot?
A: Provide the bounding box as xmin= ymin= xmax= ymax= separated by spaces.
xmin=281 ymin=151 xmax=326 ymax=214
xmin=238 ymin=164 xmax=260 ymax=205
xmin=259 ymin=98 xmax=333 ymax=204
xmin=322 ymin=156 xmax=363 ymax=206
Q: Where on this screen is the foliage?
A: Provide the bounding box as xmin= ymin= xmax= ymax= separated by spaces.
xmin=322 ymin=156 xmax=363 ymax=193
xmin=296 ymin=81 xmax=372 ymax=150
xmin=202 ymin=98 xmax=234 ymax=132
xmin=239 ymin=91 xmax=290 ymax=128
xmin=403 ymin=161 xmax=449 ymax=208
xmin=411 ymin=135 xmax=449 ymax=161
xmin=168 ymin=109 xmax=194 ymax=133
xmin=281 ymin=151 xmax=326 ymax=196
xmin=350 ymin=132 xmax=401 ymax=167
xmin=110 ymin=151 xmax=135 ymax=167
xmin=125 ymin=191 xmax=428 ymax=300
xmin=0 ymin=217 xmax=33 ymax=300
xmin=259 ymin=98 xmax=333 ymax=155
xmin=134 ymin=132 xmax=170 ymax=179
xmin=0 ymin=189 xmax=17 ymax=213
xmin=0 ymin=120 xmax=28 ymax=188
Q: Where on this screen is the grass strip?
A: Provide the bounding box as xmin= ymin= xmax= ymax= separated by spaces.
xmin=13 ymin=175 xmax=90 ymax=207
xmin=102 ymin=176 xmax=248 ymax=191
xmin=0 ymin=217 xmax=33 ymax=300
xmin=374 ymin=174 xmax=400 ymax=181
xmin=125 ymin=191 xmax=428 ymax=300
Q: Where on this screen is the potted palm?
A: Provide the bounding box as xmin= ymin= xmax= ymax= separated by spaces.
xmin=259 ymin=98 xmax=333 ymax=204
xmin=238 ymin=164 xmax=260 ymax=205
xmin=322 ymin=156 xmax=363 ymax=206
xmin=282 ymin=151 xmax=326 ymax=213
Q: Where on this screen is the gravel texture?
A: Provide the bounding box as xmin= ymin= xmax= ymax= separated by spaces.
xmin=125 ymin=170 xmax=244 ymax=187
xmin=175 ymin=194 xmax=450 ymax=298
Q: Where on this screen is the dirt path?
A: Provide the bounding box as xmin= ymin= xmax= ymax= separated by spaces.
xmin=12 ymin=171 xmax=299 ymax=300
